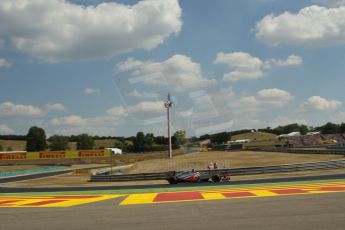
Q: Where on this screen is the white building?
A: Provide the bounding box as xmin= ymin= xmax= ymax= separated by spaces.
xmin=106 ymin=148 xmax=122 ymax=155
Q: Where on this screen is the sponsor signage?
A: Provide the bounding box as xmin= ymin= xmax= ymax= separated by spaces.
xmin=78 ymin=151 xmax=105 ymax=158
xmin=0 ymin=152 xmax=27 ymax=160
xmin=39 ymin=152 xmax=66 ymax=159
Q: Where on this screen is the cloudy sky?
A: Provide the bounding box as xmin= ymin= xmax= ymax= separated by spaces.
xmin=1 ymin=0 xmax=345 ymax=137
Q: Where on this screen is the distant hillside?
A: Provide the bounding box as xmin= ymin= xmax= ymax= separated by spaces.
xmin=0 ymin=140 xmax=26 ymax=151
xmin=231 ymin=132 xmax=277 ymax=141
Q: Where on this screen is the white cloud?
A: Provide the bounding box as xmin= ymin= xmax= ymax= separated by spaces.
xmin=0 ymin=124 xmax=14 ymax=134
xmin=0 ymin=58 xmax=12 ymax=68
xmin=106 ymin=106 xmax=128 ymax=117
xmin=214 ymin=52 xmax=264 ymax=81
xmin=117 ymin=55 xmax=216 ymax=92
xmin=83 ymin=88 xmax=100 ymax=95
xmin=0 ymin=0 xmax=182 ymax=61
xmin=214 ymin=52 xmax=263 ymax=70
xmin=257 ymin=88 xmax=295 ymax=107
xmin=50 ymin=100 xmax=164 ymax=128
xmin=223 ymin=70 xmax=264 ymax=82
xmin=185 ymin=87 xmax=295 ymax=135
xmin=300 ymin=96 xmax=342 ymax=111
xmin=214 ymin=52 xmax=302 ymax=82
xmin=50 ymin=113 xmax=125 ymax=126
xmin=45 ymin=103 xmax=66 ymax=111
xmin=0 ymin=102 xmax=44 ymax=117
xmin=126 ymin=90 xmax=159 ymax=99
xmin=269 ymin=116 xmax=308 ymax=128
xmin=54 ymin=126 xmax=118 ymax=136
xmin=229 ymin=88 xmax=294 ymax=111
xmin=51 ymin=115 xmax=85 ymax=126
xmin=127 ymin=101 xmax=163 ymax=113
xmin=317 ymin=0 xmax=345 ymax=6
xmin=256 ymin=5 xmax=345 ymax=47
xmin=265 ymin=55 xmax=303 ymax=68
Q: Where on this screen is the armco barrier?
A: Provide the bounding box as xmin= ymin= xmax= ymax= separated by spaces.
xmin=90 ymin=159 xmax=345 ymax=182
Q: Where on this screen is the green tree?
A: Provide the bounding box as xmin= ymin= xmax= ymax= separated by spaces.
xmin=26 ymin=126 xmax=47 ymax=151
xmin=0 ymin=142 xmax=3 ymax=151
xmin=114 ymin=139 xmax=128 ymax=151
xmin=316 ymin=122 xmax=340 ymax=134
xmin=272 ymin=123 xmax=308 ymax=135
xmin=199 ymin=134 xmax=211 ymax=140
xmin=133 ymin=132 xmax=145 ymax=152
xmin=48 ymin=135 xmax=69 ymax=151
xmin=131 ymin=132 xmax=157 ymax=152
xmin=340 ymin=123 xmax=345 ymax=133
xmin=144 ymin=133 xmax=154 ymax=149
xmin=174 ymin=130 xmax=188 ymax=145
xmin=299 ymin=124 xmax=309 ymax=135
xmin=210 ymin=132 xmax=230 ymax=144
xmin=154 ymin=136 xmax=168 ymax=145
xmin=76 ymin=134 xmax=95 ymax=150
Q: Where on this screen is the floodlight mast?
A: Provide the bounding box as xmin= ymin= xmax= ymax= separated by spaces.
xmin=164 ymin=94 xmax=173 ymax=159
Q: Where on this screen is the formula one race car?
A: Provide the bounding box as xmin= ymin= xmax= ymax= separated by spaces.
xmin=166 ymin=170 xmax=230 ymax=184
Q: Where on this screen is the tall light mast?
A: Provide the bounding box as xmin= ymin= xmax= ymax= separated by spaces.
xmin=164 ymin=94 xmax=173 ymax=158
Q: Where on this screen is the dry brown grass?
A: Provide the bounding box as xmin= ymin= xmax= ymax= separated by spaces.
xmin=127 ymin=151 xmax=344 ymax=173
xmin=94 ymin=139 xmax=116 ymax=149
xmin=110 ymin=150 xmax=185 ymax=163
xmin=3 ymin=150 xmax=345 ymax=188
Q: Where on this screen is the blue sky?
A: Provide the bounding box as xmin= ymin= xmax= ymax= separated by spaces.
xmin=1 ymin=0 xmax=345 ymax=137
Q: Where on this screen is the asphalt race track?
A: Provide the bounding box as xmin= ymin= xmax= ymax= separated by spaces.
xmin=1 ymin=178 xmax=345 ymax=230
xmin=1 ymin=192 xmax=345 ymax=230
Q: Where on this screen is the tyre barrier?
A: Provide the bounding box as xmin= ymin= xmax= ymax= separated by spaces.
xmin=90 ymin=159 xmax=345 ymax=182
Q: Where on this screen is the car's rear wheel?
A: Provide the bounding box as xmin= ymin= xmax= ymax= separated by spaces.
xmin=211 ymin=175 xmax=221 ymax=183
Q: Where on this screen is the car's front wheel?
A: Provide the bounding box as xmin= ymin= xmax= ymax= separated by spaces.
xmin=168 ymin=177 xmax=178 ymax=184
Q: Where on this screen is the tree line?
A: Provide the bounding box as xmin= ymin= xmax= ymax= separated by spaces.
xmin=1 ymin=122 xmax=345 ymax=152
xmin=3 ymin=126 xmax=188 ymax=152
xmin=196 ymin=122 xmax=345 ymax=144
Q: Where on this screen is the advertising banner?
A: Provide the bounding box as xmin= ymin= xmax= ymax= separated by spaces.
xmin=78 ymin=150 xmax=105 ymax=158
xmin=0 ymin=150 xmax=110 ymax=161
xmin=0 ymin=152 xmax=27 ymax=160
xmin=39 ymin=151 xmax=66 ymax=159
